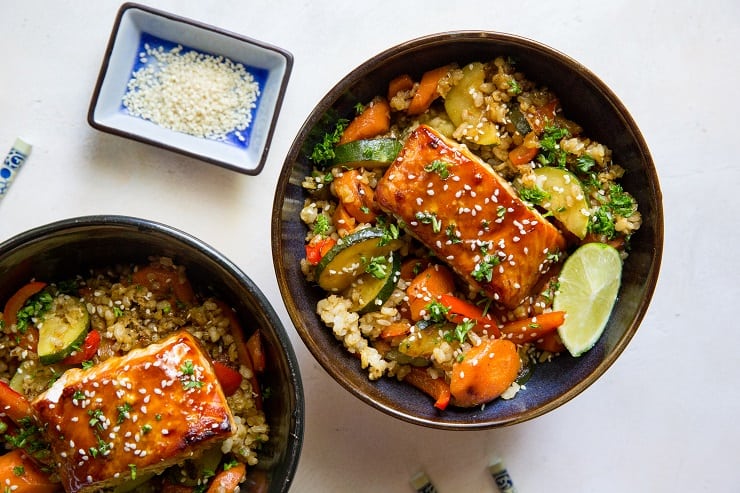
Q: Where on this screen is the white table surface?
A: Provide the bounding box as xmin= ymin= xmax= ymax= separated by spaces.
xmin=2 ymin=1 xmax=738 ymax=491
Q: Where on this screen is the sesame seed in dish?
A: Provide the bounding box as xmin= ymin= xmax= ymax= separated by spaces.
xmin=122 ymin=36 xmax=262 ymax=143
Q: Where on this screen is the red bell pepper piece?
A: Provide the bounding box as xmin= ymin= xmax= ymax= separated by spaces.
xmin=213 ymin=361 xmax=243 ymax=397
xmin=61 ymin=329 xmax=101 ymax=365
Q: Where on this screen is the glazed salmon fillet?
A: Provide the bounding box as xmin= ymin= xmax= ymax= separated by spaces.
xmin=376 ymin=124 xmax=566 ymax=309
xmin=32 ymin=331 xmax=235 ymax=493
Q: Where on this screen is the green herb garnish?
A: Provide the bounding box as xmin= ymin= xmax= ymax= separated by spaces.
xmin=313 ymin=214 xmax=330 ymax=236
xmin=415 ymin=211 xmax=442 ymax=233
xmin=310 ymin=119 xmax=349 ymax=167
xmin=424 ymin=160 xmax=451 ymax=179
xmin=364 ymin=256 xmax=390 ymax=280
xmin=518 ymin=186 xmax=550 ymax=205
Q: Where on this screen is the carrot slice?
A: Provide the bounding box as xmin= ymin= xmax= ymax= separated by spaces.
xmin=407 ymin=65 xmax=451 ymax=115
xmin=0 ymin=380 xmax=34 ymax=424
xmin=450 ymin=338 xmax=520 ymax=407
xmin=0 ymin=449 xmax=59 ymax=493
xmin=332 ymin=202 xmax=357 ymax=237
xmin=536 ymin=331 xmax=566 ymax=353
xmin=387 ymin=73 xmax=414 ymax=100
xmin=403 ymin=367 xmax=451 ymax=410
xmin=3 ymin=281 xmax=47 ymax=329
xmin=338 ymin=98 xmax=391 ymax=144
xmin=132 ymin=265 xmax=196 ymax=306
xmin=399 ymin=258 xmax=431 ymax=282
xmin=508 ymin=142 xmax=539 ymax=165
xmin=499 ymin=311 xmax=565 ymax=344
xmin=206 ymin=463 xmax=246 ymax=493
xmin=332 ymin=169 xmax=378 ymax=224
xmin=246 ymin=330 xmax=265 ymax=374
xmin=527 ymin=98 xmax=560 ymax=134
xmin=438 ymin=294 xmax=500 ymax=337
xmin=406 ymin=265 xmax=456 ymax=321
xmin=379 ymin=321 xmax=412 ymax=340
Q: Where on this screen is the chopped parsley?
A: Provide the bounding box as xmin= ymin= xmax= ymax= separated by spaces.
xmin=445 ymin=224 xmax=462 ymax=244
xmin=496 ymin=206 xmax=507 ymax=219
xmin=537 ymin=124 xmax=570 ymax=167
xmin=89 ymin=437 xmax=111 ymax=458
xmin=588 ymin=207 xmax=616 ymax=238
xmin=313 ymin=214 xmax=330 ymax=235
xmin=445 ymin=319 xmax=475 ymax=344
xmin=378 ymin=222 xmax=400 ymax=247
xmin=113 ymin=306 xmax=124 ymax=318
xmin=81 ymin=360 xmax=94 ymax=370
xmin=425 ymin=301 xmax=449 ymax=323
xmin=116 ymin=402 xmax=132 ymax=424
xmin=415 ymin=211 xmax=442 ymax=233
xmin=180 ymin=360 xmax=195 ymax=376
xmin=607 ymin=184 xmax=637 ymax=217
xmin=183 ymin=380 xmax=204 ymax=391
xmin=518 ymin=185 xmax=550 ymax=205
xmin=424 ymin=160 xmax=451 ymax=179
xmin=588 ymin=185 xmax=636 ymax=239
xmin=507 ymin=78 xmax=522 ymax=95
xmin=223 ymin=458 xmax=240 ymax=471
xmin=471 ymin=254 xmax=501 ymax=283
xmin=575 ymin=154 xmax=597 ymax=173
xmin=309 ymin=118 xmax=349 ymax=167
xmin=15 ymin=290 xmax=53 ymax=334
xmin=12 ymin=465 xmax=25 ymax=477
xmin=364 ymin=256 xmax=390 ymax=280
xmin=87 ymin=408 xmax=105 ymax=430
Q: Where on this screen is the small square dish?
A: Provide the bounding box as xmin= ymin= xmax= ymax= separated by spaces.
xmin=88 ymin=2 xmax=293 ymax=175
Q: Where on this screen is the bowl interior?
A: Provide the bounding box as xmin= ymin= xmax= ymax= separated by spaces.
xmin=0 ymin=216 xmax=303 ymax=492
xmin=272 ymin=32 xmax=663 ymax=429
xmin=88 ymin=2 xmax=293 ymax=175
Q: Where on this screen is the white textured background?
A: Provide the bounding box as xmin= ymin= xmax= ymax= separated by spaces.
xmin=2 ymin=1 xmax=738 ymax=491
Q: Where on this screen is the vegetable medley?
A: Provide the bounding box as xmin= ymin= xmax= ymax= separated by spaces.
xmin=0 ymin=258 xmax=268 ymax=493
xmin=300 ymin=58 xmax=641 ymax=410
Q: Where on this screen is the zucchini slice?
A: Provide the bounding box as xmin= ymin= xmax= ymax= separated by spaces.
xmin=315 ymin=227 xmax=403 ymax=292
xmin=344 ymin=251 xmax=401 ymax=314
xmin=531 ymin=166 xmax=590 ymax=239
xmin=37 ymin=295 xmax=90 ymax=365
xmin=332 ymin=138 xmax=402 ymax=169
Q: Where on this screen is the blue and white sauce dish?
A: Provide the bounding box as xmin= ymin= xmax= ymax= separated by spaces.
xmin=88 ymin=2 xmax=293 ymax=175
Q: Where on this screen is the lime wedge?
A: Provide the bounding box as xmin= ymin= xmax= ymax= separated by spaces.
xmin=553 ymin=242 xmax=622 ymax=357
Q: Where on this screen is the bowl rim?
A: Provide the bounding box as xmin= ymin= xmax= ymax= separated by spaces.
xmin=0 ymin=214 xmax=305 ymax=487
xmin=272 ymin=30 xmax=663 ymax=429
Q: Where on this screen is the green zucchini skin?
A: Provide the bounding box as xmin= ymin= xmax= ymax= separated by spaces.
xmin=315 ymin=228 xmax=403 ymax=293
xmin=331 ymin=138 xmax=402 ymax=169
xmin=37 ymin=295 xmax=90 ymax=365
xmin=345 ymin=251 xmax=401 ymax=314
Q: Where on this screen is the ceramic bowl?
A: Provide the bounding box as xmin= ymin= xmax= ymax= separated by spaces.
xmin=272 ymin=31 xmax=663 ymax=429
xmin=88 ymin=2 xmax=293 ymax=175
xmin=0 ymin=215 xmax=303 ymax=491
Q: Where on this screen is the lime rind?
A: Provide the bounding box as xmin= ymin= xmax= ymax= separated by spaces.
xmin=553 ymin=243 xmax=622 ymax=357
